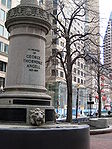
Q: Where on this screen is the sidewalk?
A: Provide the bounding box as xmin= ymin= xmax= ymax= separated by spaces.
xmin=90 ymin=133 xmax=112 ymax=149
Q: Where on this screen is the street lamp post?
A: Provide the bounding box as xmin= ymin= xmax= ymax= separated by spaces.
xmin=87 ymin=94 xmax=94 ymax=118
xmin=89 ymin=94 xmax=92 ymax=117
xmin=76 ymin=84 xmax=80 ymax=119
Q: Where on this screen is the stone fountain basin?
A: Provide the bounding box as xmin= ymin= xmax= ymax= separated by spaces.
xmin=0 ymin=124 xmax=90 ymax=149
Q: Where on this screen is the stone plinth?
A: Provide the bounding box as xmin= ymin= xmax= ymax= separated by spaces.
xmin=0 ymin=125 xmax=90 ymax=149
xmin=0 ymin=0 xmax=55 ymax=124
xmin=89 ymin=118 xmax=108 ymax=129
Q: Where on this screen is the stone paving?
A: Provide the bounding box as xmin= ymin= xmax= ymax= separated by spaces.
xmin=90 ymin=133 xmax=112 ymax=149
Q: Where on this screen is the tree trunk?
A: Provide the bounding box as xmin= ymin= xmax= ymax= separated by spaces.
xmin=66 ymin=37 xmax=72 ymax=123
xmin=76 ymin=87 xmax=79 ymax=119
xmin=66 ymin=73 xmax=72 ymax=122
xmin=97 ymin=69 xmax=101 ymax=117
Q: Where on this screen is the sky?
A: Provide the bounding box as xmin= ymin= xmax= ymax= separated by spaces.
xmin=99 ymin=0 xmax=112 ymax=62
xmin=100 ymin=0 xmax=112 ymax=39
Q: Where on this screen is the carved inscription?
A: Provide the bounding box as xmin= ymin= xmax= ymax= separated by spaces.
xmin=23 ymin=48 xmax=42 ymax=72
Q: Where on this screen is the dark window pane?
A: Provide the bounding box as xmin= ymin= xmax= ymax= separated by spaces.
xmin=0 ymin=61 xmax=6 ymax=72
xmin=4 ymin=44 xmax=8 ymax=54
xmin=60 ymin=71 xmax=63 ymax=77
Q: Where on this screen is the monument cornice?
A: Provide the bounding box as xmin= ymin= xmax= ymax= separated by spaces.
xmin=5 ymin=5 xmax=51 ymax=34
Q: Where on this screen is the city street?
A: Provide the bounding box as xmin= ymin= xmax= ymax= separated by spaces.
xmin=90 ymin=133 xmax=112 ymax=149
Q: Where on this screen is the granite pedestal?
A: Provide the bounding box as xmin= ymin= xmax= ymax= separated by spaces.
xmin=0 ymin=0 xmax=54 ymax=124
xmin=0 ymin=125 xmax=90 ymax=149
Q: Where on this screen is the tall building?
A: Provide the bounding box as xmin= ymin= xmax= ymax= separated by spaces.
xmin=44 ymin=0 xmax=88 ymax=114
xmin=84 ymin=0 xmax=100 ymax=109
xmin=0 ymin=0 xmax=20 ymax=89
xmin=103 ymin=12 xmax=112 ymax=69
xmin=43 ymin=0 xmax=100 ymax=113
xmin=103 ymin=11 xmax=112 ymax=103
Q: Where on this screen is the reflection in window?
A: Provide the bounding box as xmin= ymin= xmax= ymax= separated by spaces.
xmin=4 ymin=43 xmax=8 ymax=54
xmin=4 ymin=27 xmax=9 ymax=39
xmin=7 ymin=0 xmax=11 ymax=9
xmin=1 ymin=0 xmax=6 ymax=6
xmin=0 ymin=42 xmax=8 ymax=54
xmin=0 ymin=42 xmax=3 ymax=52
xmin=0 ymin=25 xmax=4 ymax=36
xmin=0 ymin=9 xmax=5 ymax=21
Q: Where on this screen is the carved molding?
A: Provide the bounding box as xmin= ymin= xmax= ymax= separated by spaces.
xmin=6 ymin=5 xmax=50 ymax=22
xmin=5 ymin=5 xmax=51 ymax=34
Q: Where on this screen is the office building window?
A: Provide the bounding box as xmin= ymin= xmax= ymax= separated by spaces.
xmin=51 ymin=69 xmax=56 ymax=76
xmin=60 ymin=71 xmax=64 ymax=78
xmin=81 ymin=79 xmax=83 ymax=84
xmin=53 ymin=28 xmax=57 ymax=34
xmin=0 ymin=42 xmax=3 ymax=52
xmin=0 ymin=9 xmax=5 ymax=21
xmin=74 ymin=77 xmax=76 ymax=82
xmin=53 ymin=19 xmax=57 ymax=25
xmin=81 ymin=71 xmax=83 ymax=76
xmin=52 ymin=59 xmax=58 ymax=65
xmin=4 ymin=27 xmax=9 ymax=39
xmin=52 ymin=38 xmax=59 ymax=44
xmin=81 ymin=63 xmax=83 ymax=69
xmin=39 ymin=0 xmax=43 ymax=4
xmin=78 ymin=70 xmax=80 ymax=75
xmin=1 ymin=0 xmax=6 ymax=5
xmin=74 ymin=68 xmax=76 ymax=73
xmin=78 ymin=78 xmax=80 ymax=83
xmin=0 ymin=25 xmax=4 ymax=36
xmin=53 ymin=0 xmax=57 ymax=7
xmin=4 ymin=43 xmax=8 ymax=54
xmin=0 ymin=77 xmax=5 ymax=88
xmin=0 ymin=61 xmax=6 ymax=72
xmin=52 ymin=48 xmax=57 ymax=55
xmin=53 ymin=9 xmax=57 ymax=15
xmin=78 ymin=61 xmax=80 ymax=67
xmin=56 ymin=70 xmax=58 ymax=76
xmin=7 ymin=0 xmax=11 ymax=9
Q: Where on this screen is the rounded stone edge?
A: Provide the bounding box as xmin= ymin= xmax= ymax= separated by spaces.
xmin=90 ymin=126 xmax=112 ymax=135
xmin=5 ymin=5 xmax=51 ymax=34
xmin=0 ymin=125 xmax=90 ymax=149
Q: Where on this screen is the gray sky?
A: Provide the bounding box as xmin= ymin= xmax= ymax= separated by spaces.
xmin=100 ymin=0 xmax=112 ymax=37
xmin=99 ymin=0 xmax=112 ymax=63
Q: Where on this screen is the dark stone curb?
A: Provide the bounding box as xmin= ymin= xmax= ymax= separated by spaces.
xmin=0 ymin=125 xmax=90 ymax=149
xmin=90 ymin=126 xmax=112 ymax=135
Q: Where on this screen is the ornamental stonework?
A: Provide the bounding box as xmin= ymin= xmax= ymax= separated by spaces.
xmin=6 ymin=6 xmax=50 ymax=22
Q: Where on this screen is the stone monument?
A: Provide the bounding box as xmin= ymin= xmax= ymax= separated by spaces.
xmin=0 ymin=0 xmax=54 ymax=124
xmin=0 ymin=1 xmax=90 ymax=149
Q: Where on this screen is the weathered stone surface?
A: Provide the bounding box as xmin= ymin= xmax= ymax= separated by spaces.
xmin=0 ymin=125 xmax=90 ymax=149
xmin=0 ymin=0 xmax=54 ymax=125
xmin=30 ymin=108 xmax=45 ymax=126
xmin=88 ymin=118 xmax=108 ymax=129
xmin=21 ymin=0 xmax=38 ymax=5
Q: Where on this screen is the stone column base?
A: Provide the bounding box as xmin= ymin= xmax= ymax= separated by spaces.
xmin=0 ymin=125 xmax=90 ymax=149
